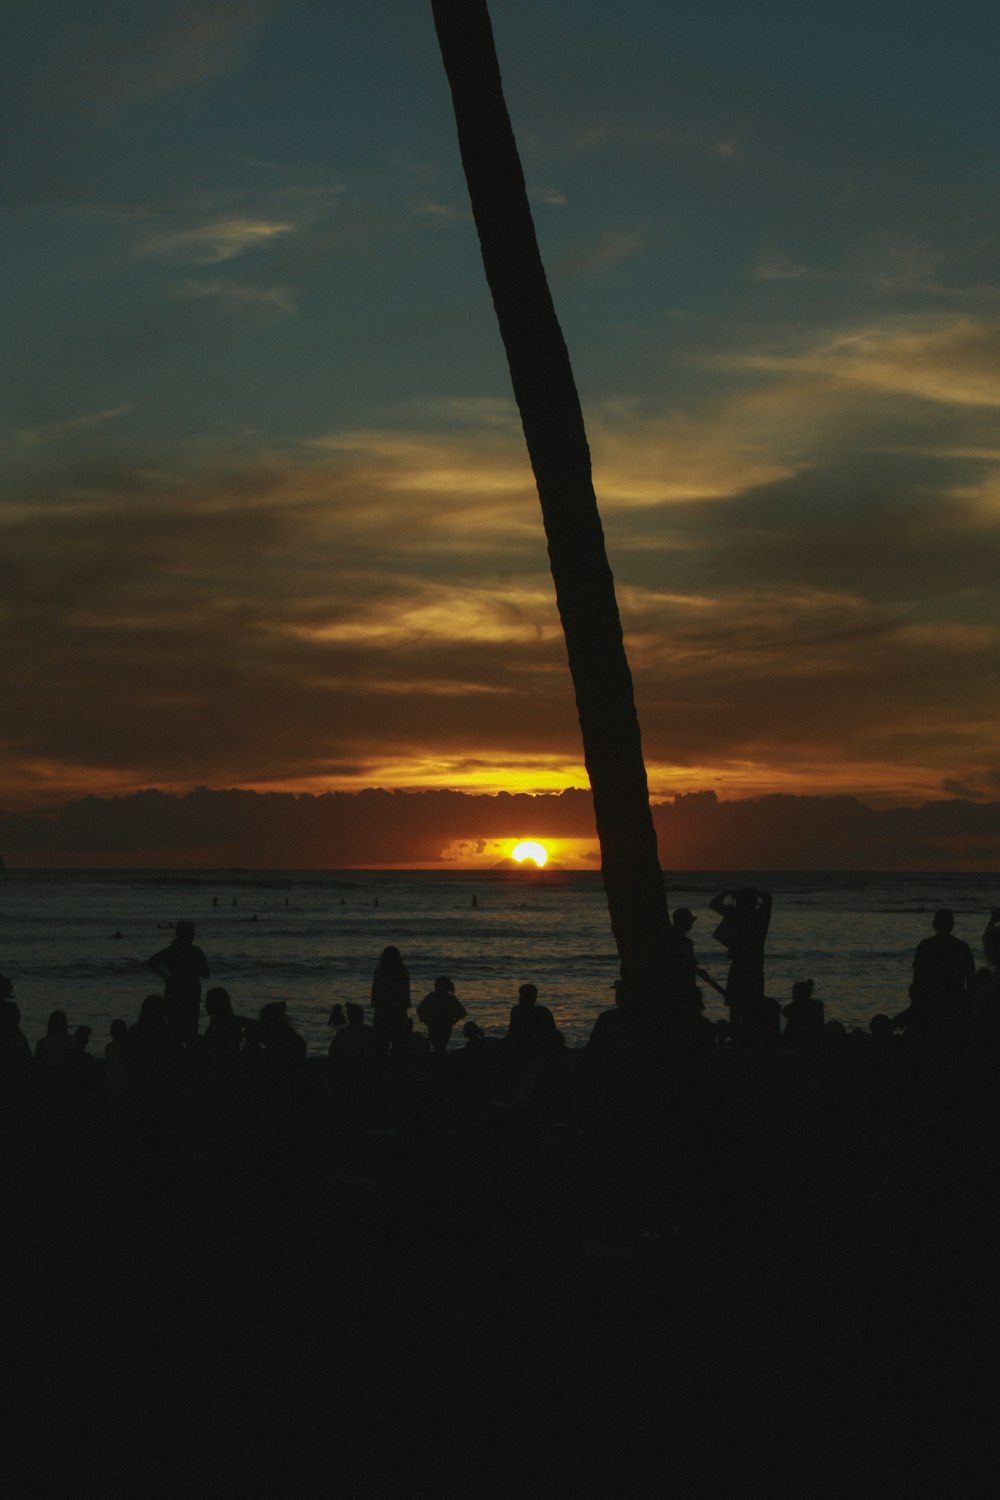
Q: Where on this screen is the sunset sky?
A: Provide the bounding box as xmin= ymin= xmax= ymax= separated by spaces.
xmin=4 ymin=1 xmax=1000 ymax=867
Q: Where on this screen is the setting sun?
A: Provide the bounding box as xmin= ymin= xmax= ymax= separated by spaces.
xmin=511 ymin=840 xmax=548 ymax=867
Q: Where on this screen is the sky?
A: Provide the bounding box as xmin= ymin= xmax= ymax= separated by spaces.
xmin=4 ymin=1 xmax=1000 ymax=868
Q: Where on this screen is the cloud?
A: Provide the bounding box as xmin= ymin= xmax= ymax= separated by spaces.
xmin=171 ymin=279 xmax=297 ymax=317
xmin=5 ymin=786 xmax=1000 ymax=872
xmin=45 ymin=2 xmax=276 ymax=113
xmin=654 ymin=790 xmax=1000 ymax=872
xmin=408 ymin=199 xmax=471 ymax=225
xmin=3 ymin=380 xmax=999 ymax=811
xmin=556 ymin=229 xmax=646 ymax=277
xmin=569 ymin=122 xmax=743 ymax=166
xmin=754 ymin=246 xmax=811 ymax=282
xmin=719 ymin=316 xmax=1000 ymax=409
xmin=139 ymin=217 xmax=296 ymax=264
xmin=15 ymin=405 xmax=133 ymax=448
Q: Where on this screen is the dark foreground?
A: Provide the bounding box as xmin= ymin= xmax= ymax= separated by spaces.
xmin=3 ymin=1030 xmax=999 ymax=1497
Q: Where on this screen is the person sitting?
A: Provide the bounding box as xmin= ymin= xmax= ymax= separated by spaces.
xmin=203 ymin=986 xmax=251 ymax=1066
xmin=868 ymin=1013 xmax=896 ymax=1046
xmin=251 ymin=1000 xmax=307 ymax=1067
xmin=782 ymin=979 xmax=825 ymax=1048
xmin=120 ymin=993 xmax=185 ymax=1086
xmin=104 ymin=1019 xmax=128 ymax=1074
xmin=72 ymin=1025 xmax=96 ymax=1063
xmin=505 ymin=983 xmax=564 ymax=1057
xmin=328 ymin=1001 xmax=380 ymax=1064
xmin=0 ymin=997 xmax=32 ymax=1082
xmin=34 ymin=1010 xmax=76 ymax=1068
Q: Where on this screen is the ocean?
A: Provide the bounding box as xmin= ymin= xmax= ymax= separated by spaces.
xmin=1 ymin=868 xmax=996 ymax=1053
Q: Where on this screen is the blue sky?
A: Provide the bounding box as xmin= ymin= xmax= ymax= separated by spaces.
xmin=4 ymin=0 xmax=1000 ymax=844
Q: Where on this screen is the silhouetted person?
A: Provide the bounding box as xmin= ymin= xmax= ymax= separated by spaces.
xmin=105 ymin=1018 xmax=128 ymax=1072
xmin=35 ymin=1010 xmax=75 ymax=1067
xmin=147 ymin=920 xmax=210 ymax=1047
xmin=969 ymin=966 xmax=1000 ymax=1090
xmin=505 ymin=983 xmax=564 ymax=1057
xmin=416 ymin=975 xmax=466 ymax=1055
xmin=0 ymin=997 xmax=31 ymax=1080
xmin=782 ymin=979 xmax=825 ymax=1048
xmin=122 ymin=993 xmax=182 ymax=1081
xmin=907 ymin=909 xmax=975 ymax=1049
xmin=503 ymin=982 xmax=566 ymax=1108
xmin=667 ymin=907 xmax=704 ymax=1011
xmin=328 ymin=1003 xmax=347 ymax=1030
xmin=455 ymin=1018 xmax=492 ymax=1086
xmin=585 ymin=979 xmax=627 ymax=1056
xmin=127 ymin=992 xmax=169 ymax=1043
xmin=203 ymin=986 xmax=249 ymax=1066
xmin=371 ymin=945 xmax=411 ymax=1058
xmin=73 ymin=1025 xmax=95 ymax=1063
xmin=328 ymin=1002 xmax=380 ymax=1079
xmin=709 ymin=887 xmax=772 ymax=1030
xmin=249 ymin=1001 xmax=306 ymax=1068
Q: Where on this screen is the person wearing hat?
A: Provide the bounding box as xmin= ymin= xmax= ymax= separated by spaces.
xmin=668 ymin=907 xmax=705 ymax=1012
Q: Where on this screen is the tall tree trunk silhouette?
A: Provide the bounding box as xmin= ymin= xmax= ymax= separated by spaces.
xmin=432 ymin=0 xmax=678 ymax=1015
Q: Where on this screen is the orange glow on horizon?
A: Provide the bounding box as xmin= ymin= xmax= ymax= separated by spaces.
xmin=232 ymin=753 xmax=949 ymax=808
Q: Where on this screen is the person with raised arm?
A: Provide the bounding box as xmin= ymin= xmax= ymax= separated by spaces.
xmin=709 ymin=887 xmax=772 ymax=1034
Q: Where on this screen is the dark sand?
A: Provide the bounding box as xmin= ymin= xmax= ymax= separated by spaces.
xmin=3 ymin=1034 xmax=997 ymax=1496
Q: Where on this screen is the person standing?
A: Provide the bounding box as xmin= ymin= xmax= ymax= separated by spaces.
xmin=667 ymin=907 xmax=705 ymax=1012
xmin=416 ymin=975 xmax=466 ymax=1056
xmin=709 ymin=887 xmax=772 ymax=1029
xmin=370 ymin=945 xmax=411 ymax=1059
xmin=147 ymin=920 xmax=210 ymax=1047
xmin=907 ymin=908 xmax=975 ymax=1049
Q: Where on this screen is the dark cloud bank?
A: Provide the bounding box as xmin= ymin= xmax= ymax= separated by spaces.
xmin=2 ymin=787 xmax=999 ymax=870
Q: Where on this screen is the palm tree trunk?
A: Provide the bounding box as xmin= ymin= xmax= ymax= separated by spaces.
xmin=431 ymin=0 xmax=678 ymax=1014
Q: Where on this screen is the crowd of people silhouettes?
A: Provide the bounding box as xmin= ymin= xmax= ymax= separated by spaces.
xmin=3 ymin=898 xmax=998 ymax=1102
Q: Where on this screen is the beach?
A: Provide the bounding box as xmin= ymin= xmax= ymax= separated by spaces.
xmin=3 ymin=975 xmax=998 ymax=1495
